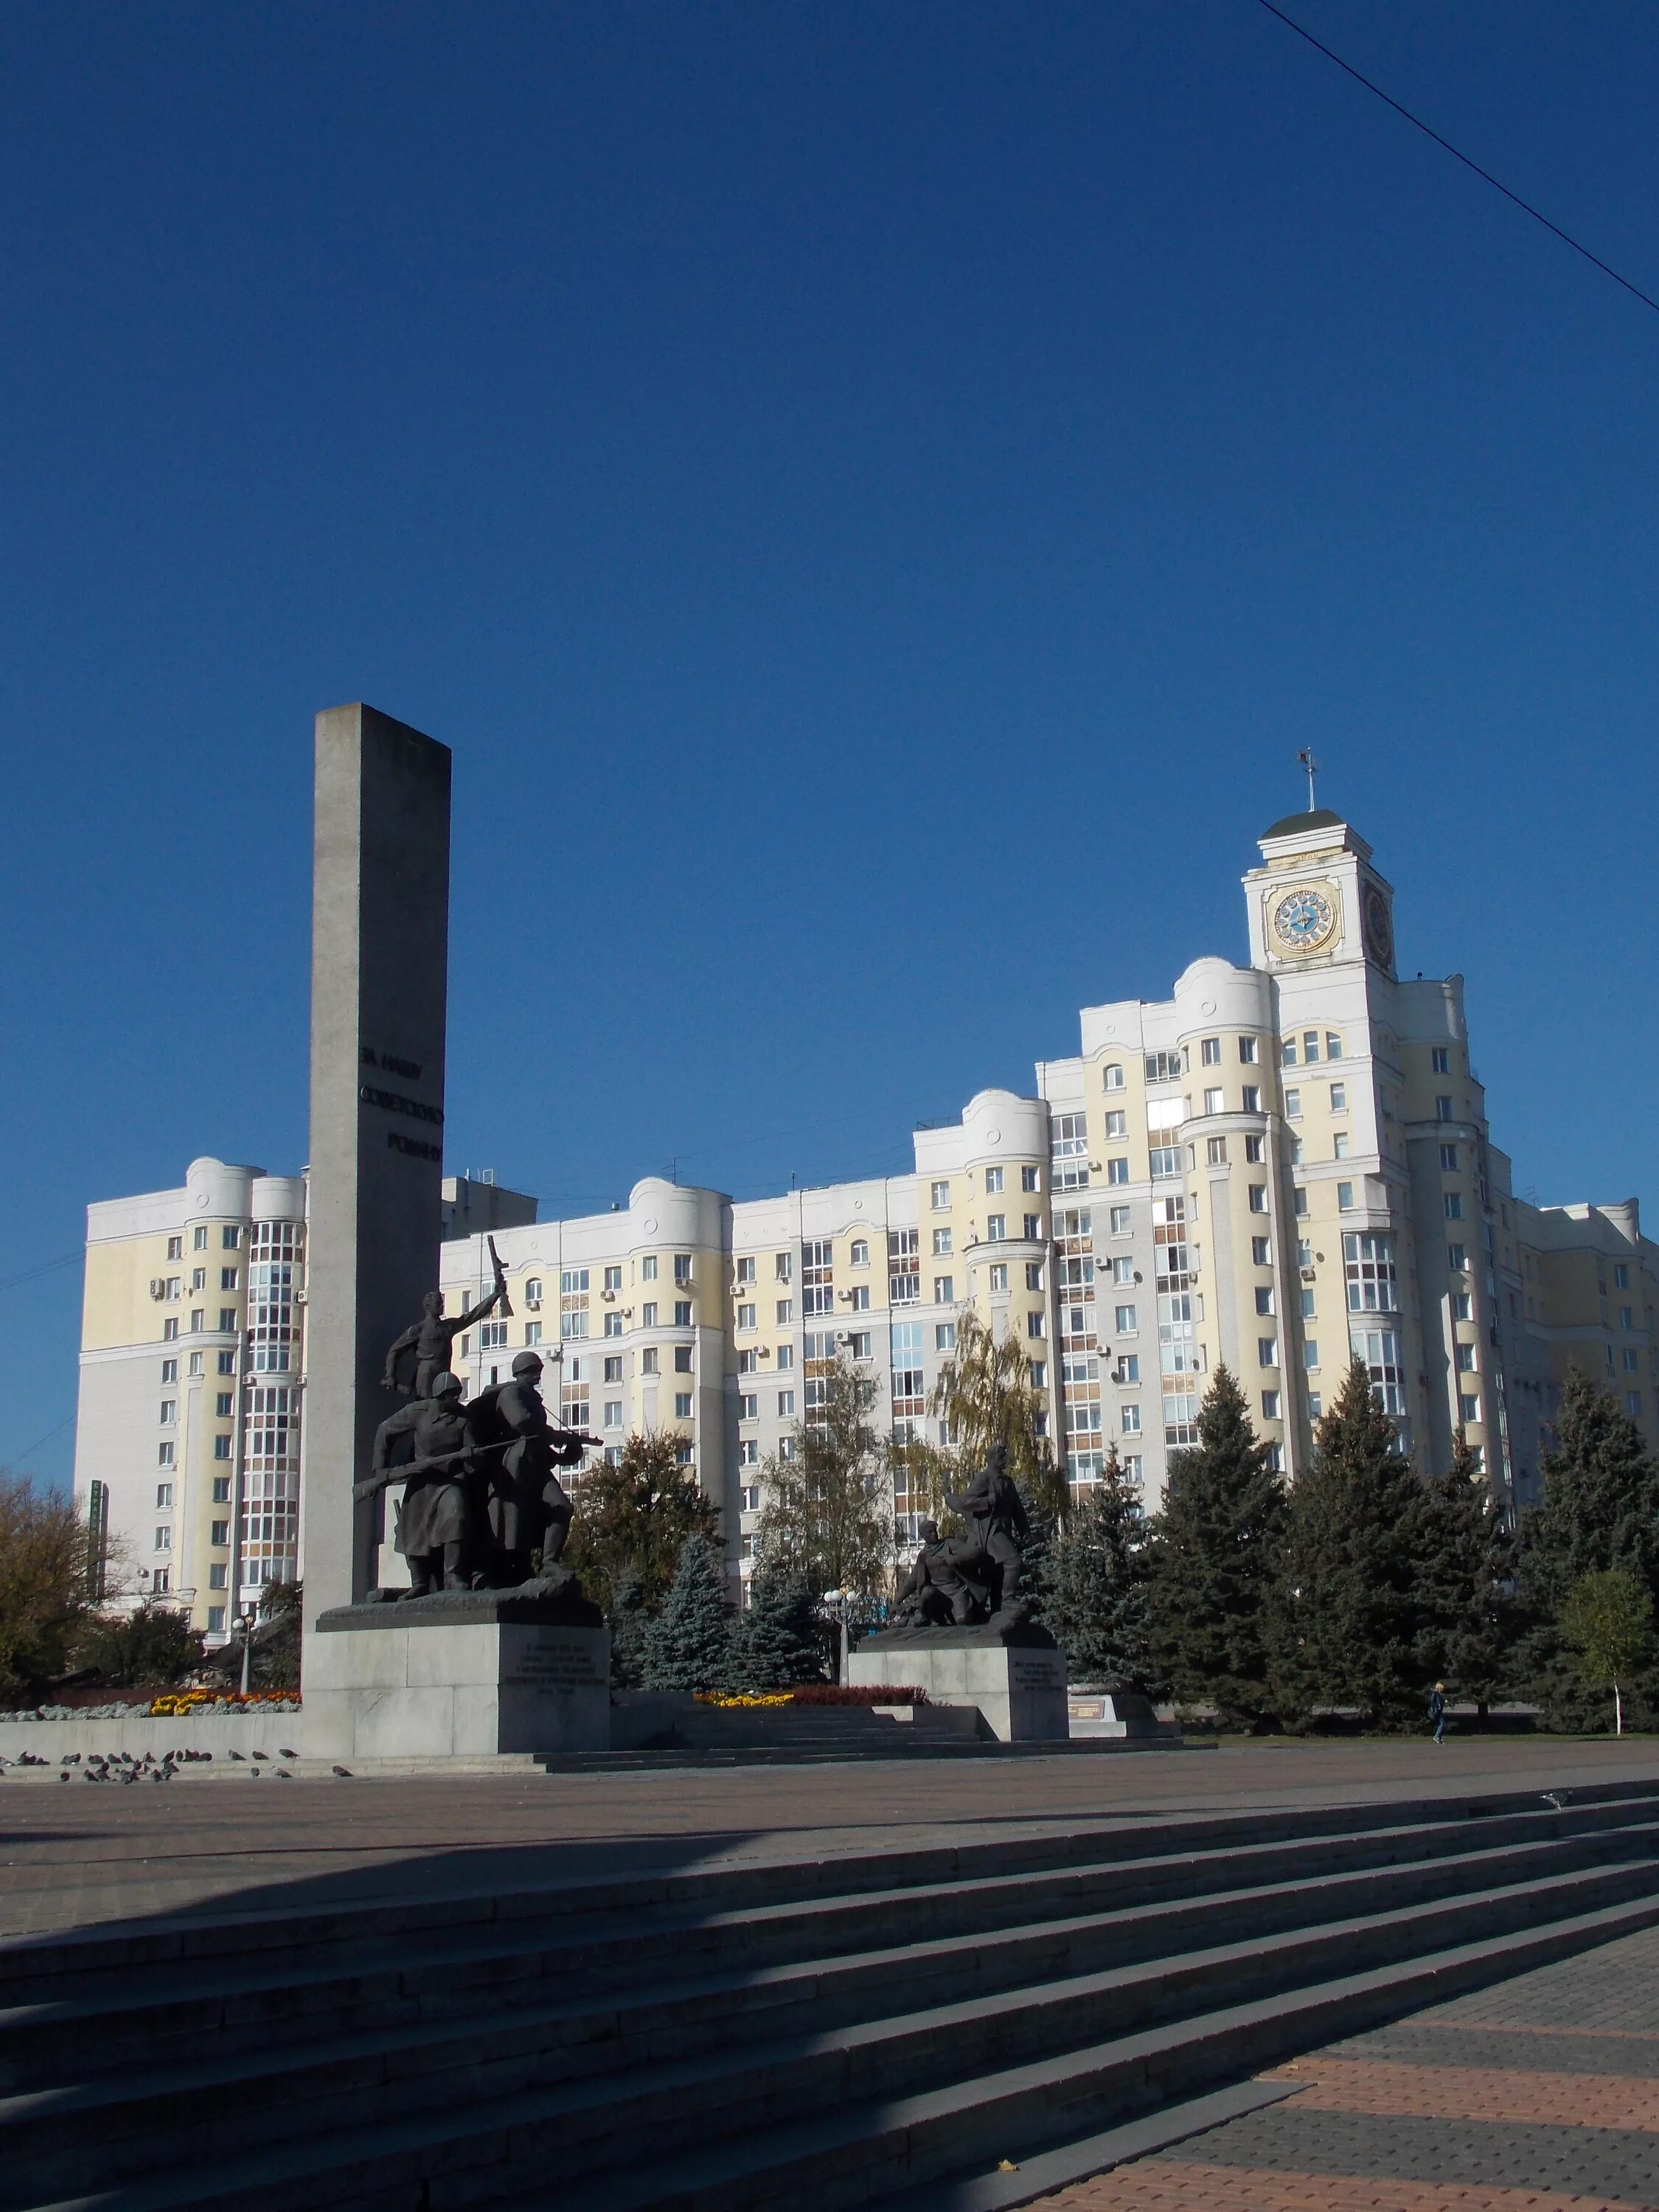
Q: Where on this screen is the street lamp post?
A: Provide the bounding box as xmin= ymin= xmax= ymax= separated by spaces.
xmin=823 ymin=1587 xmax=852 ymax=1686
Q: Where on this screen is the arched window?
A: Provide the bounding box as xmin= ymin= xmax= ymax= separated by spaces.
xmin=850 ymin=1239 xmax=869 ymax=1267
xmin=1102 ymin=1062 xmax=1124 ymax=1091
xmin=524 ymin=1276 xmax=542 ymax=1308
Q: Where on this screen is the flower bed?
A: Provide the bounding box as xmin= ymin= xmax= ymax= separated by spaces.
xmin=692 ymin=1684 xmax=927 ymax=1708
xmin=147 ymin=1690 xmax=302 ymax=1717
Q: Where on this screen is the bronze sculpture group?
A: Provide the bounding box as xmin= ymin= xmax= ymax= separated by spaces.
xmin=358 ymin=1253 xmax=599 ymax=1599
xmin=891 ymin=1442 xmax=1032 ymax=1630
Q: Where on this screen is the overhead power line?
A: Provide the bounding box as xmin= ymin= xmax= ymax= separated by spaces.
xmin=1253 ymin=0 xmax=1659 ymax=317
xmin=0 ymin=1251 xmax=80 ymax=1295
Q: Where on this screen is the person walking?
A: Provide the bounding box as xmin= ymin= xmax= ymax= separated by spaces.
xmin=1428 ymin=1682 xmax=1448 ymax=1745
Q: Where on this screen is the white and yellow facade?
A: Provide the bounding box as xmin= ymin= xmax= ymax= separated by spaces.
xmin=76 ymin=808 xmax=1659 ymax=1610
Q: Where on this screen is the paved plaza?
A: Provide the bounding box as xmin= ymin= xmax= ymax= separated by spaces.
xmin=4 ymin=1734 xmax=1658 ymax=1941
xmin=1042 ymin=1921 xmax=1659 ymax=2212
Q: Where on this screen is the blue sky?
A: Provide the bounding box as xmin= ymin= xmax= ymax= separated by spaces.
xmin=4 ymin=2 xmax=1657 ymax=1491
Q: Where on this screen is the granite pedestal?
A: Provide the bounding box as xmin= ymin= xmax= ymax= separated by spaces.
xmin=307 ymin=1592 xmax=611 ymax=1761
xmin=849 ymin=1618 xmax=1068 ymax=1742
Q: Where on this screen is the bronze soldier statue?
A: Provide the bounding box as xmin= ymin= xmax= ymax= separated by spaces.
xmin=381 ymin=1245 xmax=510 ymax=1400
xmin=473 ymin=1351 xmax=597 ymax=1585
xmin=935 ymin=1442 xmax=1032 ymax=1624
xmin=892 ymin=1519 xmax=954 ymax=1629
xmin=356 ymin=1371 xmax=480 ymax=1593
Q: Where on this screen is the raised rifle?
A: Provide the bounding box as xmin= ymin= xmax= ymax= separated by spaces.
xmin=488 ymin=1235 xmax=512 ymax=1318
xmin=352 ymin=1439 xmax=512 ymax=1503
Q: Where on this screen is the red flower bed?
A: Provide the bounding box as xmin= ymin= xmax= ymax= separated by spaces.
xmin=787 ymin=1683 xmax=928 ymax=1705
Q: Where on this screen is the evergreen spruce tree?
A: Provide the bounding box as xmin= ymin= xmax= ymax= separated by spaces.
xmin=1043 ymin=1448 xmax=1160 ymax=1694
xmin=1410 ymin=1431 xmax=1516 ymax=1712
xmin=1147 ymin=1366 xmax=1285 ymax=1727
xmin=724 ymin=1570 xmax=825 ymax=1692
xmin=1274 ymin=1358 xmax=1425 ymax=1726
xmin=1515 ymin=1368 xmax=1659 ymax=1727
xmin=607 ymin=1565 xmax=652 ymax=1688
xmin=641 ymin=1534 xmax=732 ymax=1691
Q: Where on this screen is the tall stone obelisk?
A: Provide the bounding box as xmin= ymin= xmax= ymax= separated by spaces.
xmin=302 ymin=705 xmax=451 ymax=1634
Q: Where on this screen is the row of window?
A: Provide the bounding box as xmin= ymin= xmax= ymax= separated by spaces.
xmin=164 ymin=1226 xmax=243 ymax=1261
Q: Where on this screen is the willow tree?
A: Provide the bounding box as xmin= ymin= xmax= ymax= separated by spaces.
xmin=928 ymin=1308 xmax=1066 ymax=1521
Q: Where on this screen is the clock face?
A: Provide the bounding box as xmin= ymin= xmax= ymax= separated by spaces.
xmin=1270 ymin=884 xmax=1338 ymax=955
xmin=1363 ymin=883 xmax=1394 ymax=968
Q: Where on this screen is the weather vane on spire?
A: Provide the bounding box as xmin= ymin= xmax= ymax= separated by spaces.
xmin=1296 ymin=748 xmax=1319 ymax=810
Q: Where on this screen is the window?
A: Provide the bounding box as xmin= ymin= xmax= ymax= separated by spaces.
xmin=159 ymin=1398 xmax=176 ymax=1425
xmin=846 ymin=1331 xmax=872 ymax=1359
xmin=1026 ymin=1310 xmax=1046 ymax=1338
xmin=1252 ymin=1236 xmax=1271 ymax=1267
xmin=738 ymin=1439 xmax=759 ymax=1467
xmin=153 ymin=1526 xmax=172 ymax=1551
xmin=1281 ymin=1040 xmax=1296 ymax=1068
xmin=166 ymin=1236 xmax=183 ymax=1261
xmin=1051 ymin=1113 xmax=1089 ymax=1189
xmin=1460 ymin=1394 xmax=1481 ymax=1424
xmin=1121 ymin=1404 xmax=1142 ymax=1433
xmin=1328 ymin=1084 xmax=1347 ymax=1115
xmin=851 ymin=1239 xmax=869 ymax=1267
xmin=1431 ymin=1046 xmax=1450 ymax=1073
xmin=155 ymin=1481 xmax=173 ymax=1508
xmin=776 ymin=1389 xmax=796 ymax=1417
xmin=1259 ymin=1338 xmax=1279 ymax=1368
xmin=1144 ymin=1051 xmax=1182 ymax=1083
xmin=215 ymin=1391 xmax=233 ymax=1418
xmin=775 ymin=1253 xmax=793 ymax=1282
xmin=1451 ymin=1292 xmax=1471 ymax=1321
xmin=1332 ymin=1134 xmax=1350 ymax=1161
xmin=603 ymin=1312 xmax=623 ymax=1338
xmin=1022 ymin=1166 xmax=1040 ymax=1192
xmin=776 ymin=1344 xmax=793 ymax=1369
xmin=1444 ymin=1192 xmax=1463 ymax=1220
xmin=209 ymin=1519 xmax=229 ymax=1545
xmin=1629 ymin=1392 xmax=1644 ymax=1419
xmin=1102 ymin=1062 xmax=1125 ymax=1090
xmin=674 ymin=1301 xmax=692 ymax=1327
xmin=218 ymin=1308 xmax=237 ymax=1332
xmin=1448 ymin=1244 xmax=1467 ymax=1273
xmin=152 ymin=1568 xmax=170 ymax=1593
xmin=563 ymin=1307 xmax=591 ymax=1340
xmin=674 ymin=1254 xmax=692 ymax=1284
xmin=673 ymin=1393 xmax=692 ymax=1419
xmin=1300 ymin=1288 xmax=1315 ymax=1320
xmin=737 ymin=1303 xmax=756 ymax=1331
xmin=1029 ymin=1360 xmax=1046 ymax=1388
xmin=193 ymin=1227 xmax=208 ymax=1251
xmin=480 ymin=1320 xmax=508 ymax=1349
xmin=524 ymin=1321 xmax=543 ymax=1346
xmin=933 ymin=1228 xmax=953 ymax=1256
xmin=1261 ymin=1391 xmax=1281 ymax=1420
xmin=1116 ymin=1304 xmax=1138 ymax=1333
xmin=1025 ymin=1262 xmax=1044 ymax=1292
xmin=1302 ymin=1033 xmax=1321 ymax=1063
xmin=603 ymin=1357 xmax=622 ymax=1384
xmin=986 ymin=1212 xmax=1006 ymax=1240
xmin=1618 ymin=1304 xmax=1635 ymax=1331
xmin=641 ymin=1348 xmax=658 ymax=1376
xmin=1439 ymin=1144 xmax=1458 ymax=1172
xmin=160 ymin=1358 xmax=178 ymax=1384
xmin=846 ymin=1284 xmax=869 ymax=1312
xmin=1436 ymin=1095 xmax=1454 ymax=1122
xmin=1255 ymin=1287 xmax=1274 ymax=1315
xmin=220 ymin=1267 xmax=239 ymax=1291
xmin=989 ymin=1264 xmax=1009 ymax=1292
xmin=191 ymin=1268 xmax=206 ymax=1291
xmin=167 ymin=1278 xmax=181 ymax=1301
xmin=1105 ymin=1110 xmax=1127 ymax=1138
xmin=1249 ymin=1185 xmax=1268 ymax=1214
xmin=1245 ymin=1135 xmax=1264 ymax=1163
xmin=1325 ymin=1034 xmax=1341 ymax=1061
xmin=930 ymin=1180 xmax=950 ymax=1211
xmin=215 ymin=1350 xmax=232 ymax=1374
xmin=641 ymin=1256 xmax=658 ymax=1282
xmin=734 ymin=1257 xmax=757 ymax=1287
xmin=1203 ymin=1087 xmax=1224 ymax=1115
xmin=1307 ymin=1394 xmax=1322 ymax=1421
xmin=1021 ymin=1214 xmax=1040 ymax=1242
xmin=156 ymin=1439 xmax=173 ymax=1467
xmin=1200 ymin=1037 xmax=1221 ymax=1066
xmin=674 ymin=1346 xmax=694 ymax=1372
xmin=737 ymin=1349 xmax=757 ymax=1375
xmin=1455 ymin=1342 xmax=1476 ymax=1373
xmin=1301 ymin=1340 xmax=1320 ymax=1369
xmin=985 ymin=1166 xmax=1004 ymax=1194
xmin=562 ymin=1267 xmax=591 ymax=1294
xmin=1625 ymin=1349 xmax=1641 ymax=1374
xmin=738 ymin=1392 xmax=759 ymax=1422
xmin=1242 ymin=1085 xmax=1261 ymax=1113
xmin=1110 ymin=1205 xmax=1131 ymax=1235
xmin=1114 ymin=1354 xmax=1140 ymax=1383
xmin=1206 ymin=1136 xmax=1227 ymax=1165
xmin=936 ymin=1322 xmax=956 ymax=1352
xmin=213 ymin=1433 xmax=232 ymax=1461
xmin=1106 ymin=1159 xmax=1129 ymax=1186
xmin=775 ymin=1299 xmax=793 ymax=1325
xmin=1284 ymin=1088 xmax=1301 ymax=1119
xmin=888 ymin=1229 xmax=920 ymax=1305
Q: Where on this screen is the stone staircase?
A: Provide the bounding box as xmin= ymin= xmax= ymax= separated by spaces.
xmin=5 ymin=1779 xmax=1659 ymax=2212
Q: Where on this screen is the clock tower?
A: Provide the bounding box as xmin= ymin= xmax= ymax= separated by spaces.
xmin=1242 ymin=807 xmax=1396 ymax=979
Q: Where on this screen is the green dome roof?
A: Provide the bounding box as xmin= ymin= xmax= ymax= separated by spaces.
xmin=1260 ymin=807 xmax=1345 ymax=842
